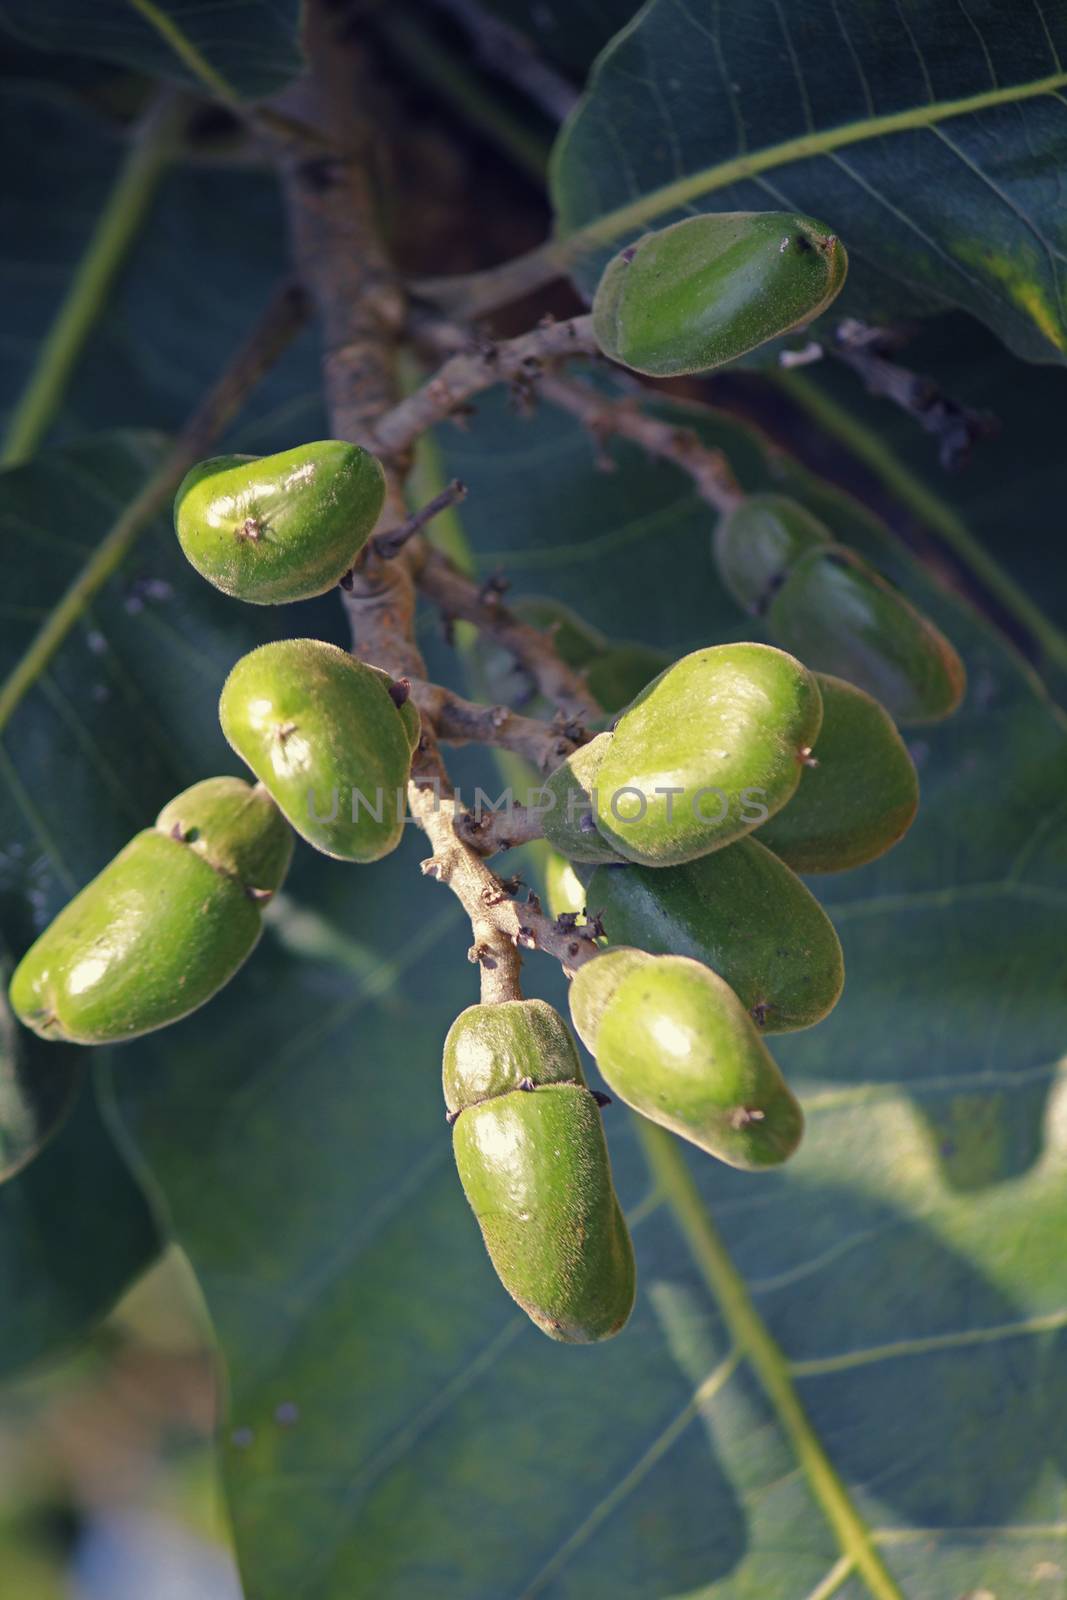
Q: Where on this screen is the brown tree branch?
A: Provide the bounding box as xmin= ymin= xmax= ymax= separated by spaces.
xmin=455 ymin=801 xmax=545 ymax=853
xmin=409 ymin=784 xmax=601 ymax=999
xmin=413 ymin=681 xmax=579 ymax=771
xmin=371 ymin=315 xmax=599 ymax=460
xmin=416 ymin=544 xmax=601 ymax=723
xmin=276 ymin=0 xmax=604 ymax=1002
xmin=539 ymin=373 xmax=745 ymax=514
xmin=370 ymin=479 xmax=468 ymax=560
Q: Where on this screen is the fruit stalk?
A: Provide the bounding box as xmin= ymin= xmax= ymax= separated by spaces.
xmin=370 ymin=314 xmax=600 ymax=460
xmin=539 ymin=372 xmax=744 ymax=513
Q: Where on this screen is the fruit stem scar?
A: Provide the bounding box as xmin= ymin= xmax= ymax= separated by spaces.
xmin=729 ymin=1105 xmax=766 ymax=1128
xmin=273 ymin=721 xmax=298 ymax=743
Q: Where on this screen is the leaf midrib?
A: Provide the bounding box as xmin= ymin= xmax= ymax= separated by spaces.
xmin=638 ymin=1121 xmax=906 ymax=1600
xmin=553 ymin=66 xmax=1067 ymax=254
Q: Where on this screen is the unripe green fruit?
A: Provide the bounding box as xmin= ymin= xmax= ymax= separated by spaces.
xmin=397 ymin=696 xmax=421 ymax=753
xmin=568 ymin=946 xmax=653 ymax=1053
xmin=365 ymin=665 xmax=421 ymax=753
xmin=542 ymin=850 xmax=588 ymax=922
xmin=587 ymin=835 xmax=843 ymax=1033
xmin=542 ymin=733 xmax=626 ymax=865
xmin=572 ymin=952 xmax=804 ymax=1169
xmin=174 ymin=441 xmax=386 ymax=604
xmin=592 ymin=643 xmax=823 ymax=866
xmin=9 ymin=778 xmax=290 ymax=1045
xmin=444 ymin=999 xmax=635 ymax=1343
xmin=757 ymin=674 xmax=919 ymax=872
xmin=767 ymin=546 xmax=966 ymax=724
xmin=592 ymin=212 xmax=847 ymax=377
xmin=713 ymin=494 xmax=831 ymax=614
xmin=584 ymin=643 xmax=672 ymax=715
xmin=219 ymin=639 xmax=413 ymax=862
xmin=156 ymin=776 xmax=293 ymax=892
xmin=513 ymin=596 xmax=607 ymax=669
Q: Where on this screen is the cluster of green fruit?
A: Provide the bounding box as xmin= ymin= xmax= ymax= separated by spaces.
xmin=10 ymin=440 xmax=415 ymax=1044
xmin=509 ymin=504 xmax=964 ymax=1341
xmin=6 ymin=208 xmax=965 ymax=1347
xmin=514 ymin=624 xmax=959 ymax=1338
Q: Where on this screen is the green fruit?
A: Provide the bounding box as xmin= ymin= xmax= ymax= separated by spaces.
xmin=513 ymin=596 xmax=607 ymax=669
xmin=573 ymin=953 xmax=804 ymax=1169
xmin=155 ymin=776 xmax=293 ymax=892
xmin=219 ymin=639 xmax=413 ymax=862
xmin=767 ymin=546 xmax=966 ymax=724
xmin=444 ymin=999 xmax=635 ymax=1343
xmin=592 ymin=212 xmax=847 ymax=378
xmin=365 ymin=664 xmax=422 ymax=753
xmin=585 ymin=643 xmax=672 ymax=715
xmin=397 ymin=695 xmax=421 ymax=753
xmin=9 ymin=778 xmax=290 ymax=1045
xmin=757 ymin=674 xmax=919 ymax=872
xmin=174 ymin=441 xmax=386 ymax=604
xmin=592 ymin=643 xmax=823 ymax=866
xmin=542 ymin=850 xmax=588 ymax=922
xmin=542 ymin=733 xmax=626 ymax=865
xmin=587 ymin=835 xmax=843 ymax=1032
xmin=713 ymin=494 xmax=832 ymax=614
xmin=568 ymin=946 xmax=653 ymax=1053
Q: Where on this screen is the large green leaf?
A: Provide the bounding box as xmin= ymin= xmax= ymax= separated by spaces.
xmin=0 ymin=429 xmax=340 ymax=1363
xmin=0 ymin=0 xmax=304 ymax=100
xmin=0 ymin=949 xmax=81 ymax=1181
xmin=550 ymin=0 xmax=1067 ymax=363
xmin=0 ymin=1078 xmax=158 ymax=1381
xmin=81 ymin=386 xmax=1067 ymax=1597
xmin=0 ymin=81 xmax=324 ymax=457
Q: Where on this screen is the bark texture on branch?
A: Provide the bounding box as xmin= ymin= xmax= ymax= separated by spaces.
xmin=276 ymin=1 xmax=605 ymax=1002
xmin=371 ymin=315 xmax=599 ymax=459
xmin=540 ymin=374 xmax=745 ymax=514
xmin=417 ymin=545 xmax=601 ymax=724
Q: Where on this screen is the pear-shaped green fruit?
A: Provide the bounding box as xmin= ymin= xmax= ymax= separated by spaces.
xmin=588 ymin=835 xmax=842 ymax=1032
xmin=9 ymin=778 xmax=291 ymax=1045
xmin=444 ymin=999 xmax=635 ymax=1343
xmin=585 ymin=643 xmax=672 ymax=715
xmin=513 ymin=596 xmax=607 ymax=669
xmin=593 ymin=212 xmax=847 ymax=378
xmin=219 ymin=639 xmax=413 ymax=862
xmin=767 ymin=546 xmax=965 ymax=724
xmin=542 ymin=850 xmax=588 ymax=922
xmin=574 ymin=952 xmax=804 ymax=1169
xmin=174 ymin=441 xmax=386 ymax=604
xmin=542 ymin=733 xmax=626 ymax=865
xmin=757 ymin=674 xmax=919 ymax=872
xmin=592 ymin=643 xmax=822 ymax=866
xmin=713 ymin=494 xmax=832 ymax=614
